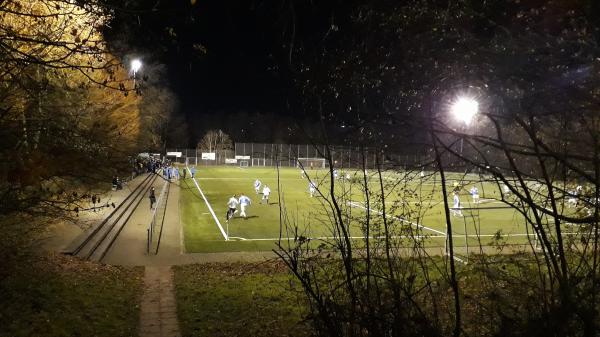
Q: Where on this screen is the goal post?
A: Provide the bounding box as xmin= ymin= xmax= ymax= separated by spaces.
xmin=239 ymin=160 xmax=249 ymax=168
xmin=297 ymin=157 xmax=327 ymax=169
xmin=185 ymin=156 xmax=198 ymax=166
xmin=252 ymin=158 xmax=265 ymax=167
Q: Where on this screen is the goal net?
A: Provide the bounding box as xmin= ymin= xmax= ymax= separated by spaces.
xmin=239 ymin=160 xmax=249 ymax=168
xmin=252 ymin=158 xmax=265 ymax=167
xmin=297 ymin=157 xmax=327 ymax=169
xmin=185 ymin=156 xmax=198 ymax=166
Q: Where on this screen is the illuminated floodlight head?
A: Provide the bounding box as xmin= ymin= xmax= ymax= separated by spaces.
xmin=131 ymin=59 xmax=142 ymax=73
xmin=451 ymin=97 xmax=478 ymax=125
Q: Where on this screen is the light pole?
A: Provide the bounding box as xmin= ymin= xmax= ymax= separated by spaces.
xmin=450 ymin=97 xmax=478 ymax=154
xmin=450 ymin=96 xmax=479 ymax=261
xmin=131 ymin=59 xmax=142 ymax=89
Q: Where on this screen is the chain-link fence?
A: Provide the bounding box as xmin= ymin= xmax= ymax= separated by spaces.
xmin=165 ymin=143 xmax=428 ymax=169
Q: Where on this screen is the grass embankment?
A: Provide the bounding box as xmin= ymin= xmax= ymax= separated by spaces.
xmin=0 ymin=253 xmax=143 ymax=337
xmin=174 ymin=262 xmax=311 ymax=337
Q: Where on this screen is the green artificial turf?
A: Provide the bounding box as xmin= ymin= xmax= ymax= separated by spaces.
xmin=180 ymin=166 xmax=328 ymax=252
xmin=180 ymin=166 xmax=558 ymax=253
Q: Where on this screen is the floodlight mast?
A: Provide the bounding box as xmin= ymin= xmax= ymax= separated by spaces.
xmin=131 ymin=59 xmax=142 ymax=88
xmin=451 ymin=97 xmax=479 ymax=154
xmin=449 ymin=96 xmax=479 ymax=261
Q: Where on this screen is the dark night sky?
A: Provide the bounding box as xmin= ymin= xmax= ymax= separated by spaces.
xmin=105 ymin=0 xmax=600 ymax=148
xmin=167 ymin=2 xmax=288 ymax=109
xmin=106 ymin=0 xmax=304 ymax=145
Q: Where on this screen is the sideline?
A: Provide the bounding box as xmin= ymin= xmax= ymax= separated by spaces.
xmin=225 ymin=232 xmax=542 ymax=241
xmin=186 ymin=166 xmax=229 ymax=240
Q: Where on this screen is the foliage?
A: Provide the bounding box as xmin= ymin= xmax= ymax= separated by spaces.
xmin=275 ymin=1 xmax=600 ymax=336
xmin=0 ymin=0 xmax=153 ymax=278
xmin=138 ymin=65 xmax=187 ymax=151
xmin=0 ymin=0 xmax=143 ymax=213
xmin=197 ymin=129 xmax=233 ymax=152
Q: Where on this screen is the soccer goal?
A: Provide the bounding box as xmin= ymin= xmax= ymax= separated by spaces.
xmin=252 ymin=158 xmax=265 ymax=167
xmin=239 ymin=160 xmax=249 ymax=168
xmin=297 ymin=157 xmax=327 ymax=169
xmin=185 ymin=156 xmax=198 ymax=166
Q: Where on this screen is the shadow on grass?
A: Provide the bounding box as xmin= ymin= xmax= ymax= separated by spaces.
xmin=258 ymin=202 xmax=279 ymax=206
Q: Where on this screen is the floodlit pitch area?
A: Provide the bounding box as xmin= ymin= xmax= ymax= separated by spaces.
xmin=179 ymin=166 xmax=537 ymax=253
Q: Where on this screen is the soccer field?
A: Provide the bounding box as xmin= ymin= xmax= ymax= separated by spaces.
xmin=179 ymin=166 xmax=540 ymax=253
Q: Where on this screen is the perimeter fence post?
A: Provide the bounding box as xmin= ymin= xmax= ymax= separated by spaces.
xmin=147 ymin=228 xmax=151 ymax=254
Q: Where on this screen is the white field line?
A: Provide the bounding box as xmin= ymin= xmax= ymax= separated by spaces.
xmin=227 ymin=232 xmax=583 ymax=241
xmin=228 ymin=233 xmax=537 ymax=241
xmin=348 ymin=201 xmax=447 ymax=235
xmin=186 ymin=166 xmax=228 ymax=240
xmin=379 ymin=199 xmax=505 ymax=205
xmin=195 ymin=177 xmax=305 ymax=180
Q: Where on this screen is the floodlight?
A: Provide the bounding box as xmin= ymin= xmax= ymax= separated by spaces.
xmin=131 ymin=59 xmax=142 ymax=73
xmin=451 ymin=97 xmax=478 ymax=125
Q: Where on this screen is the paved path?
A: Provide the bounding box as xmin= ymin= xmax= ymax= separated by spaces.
xmin=103 ymin=178 xmax=277 ymax=266
xmin=139 ymin=266 xmax=181 ymax=337
xmin=43 ymin=173 xmax=155 ymax=253
xmin=102 ymin=175 xmax=174 ymax=265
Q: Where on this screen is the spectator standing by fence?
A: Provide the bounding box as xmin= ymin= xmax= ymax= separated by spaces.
xmin=149 ymin=187 xmax=156 ymax=210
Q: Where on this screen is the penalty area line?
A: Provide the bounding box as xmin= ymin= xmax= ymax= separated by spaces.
xmin=348 ymin=201 xmax=447 ymax=236
xmin=187 ymin=166 xmax=229 ymax=241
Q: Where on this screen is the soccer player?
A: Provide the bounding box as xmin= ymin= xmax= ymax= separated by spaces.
xmin=568 ymin=185 xmax=582 ymax=208
xmin=333 ymin=169 xmax=339 ymax=179
xmin=261 ymin=185 xmax=271 ymax=205
xmin=308 ymin=181 xmax=316 ymax=197
xmin=254 ymin=179 xmax=262 ymax=194
xmin=226 ymin=194 xmax=239 ymax=222
xmin=452 ymin=192 xmax=462 ymax=217
xmin=238 ymin=194 xmax=252 ymax=218
xmin=470 ymin=186 xmax=479 ymax=204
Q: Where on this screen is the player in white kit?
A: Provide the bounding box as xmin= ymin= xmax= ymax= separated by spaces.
xmin=226 ymin=194 xmax=239 ymax=222
xmin=452 ymin=192 xmax=463 ymax=216
xmin=308 ymin=181 xmax=316 ymax=197
xmin=261 ymin=185 xmax=271 ymax=204
xmin=254 ymin=179 xmax=262 ymax=194
xmin=238 ymin=194 xmax=252 ymax=218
